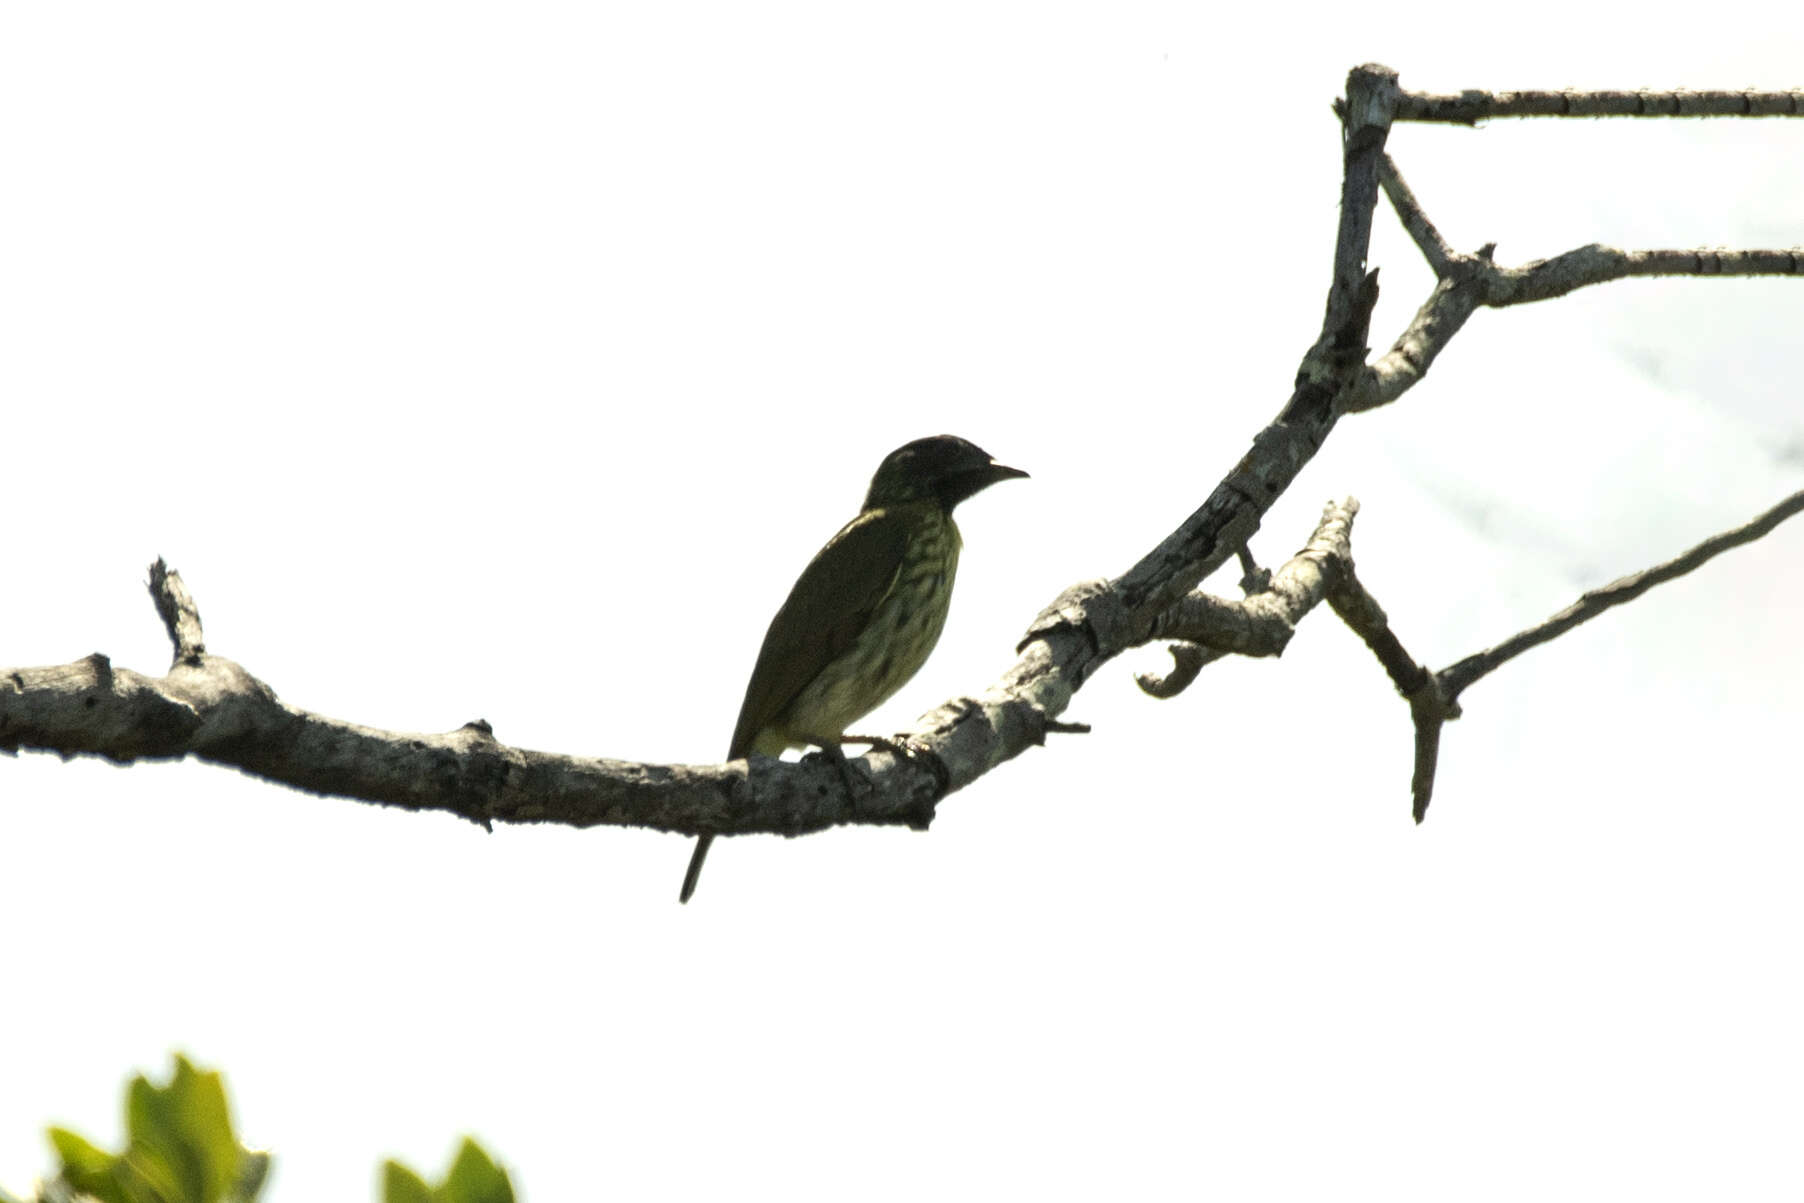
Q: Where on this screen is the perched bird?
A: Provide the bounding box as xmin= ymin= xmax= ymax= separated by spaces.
xmin=681 ymin=434 xmax=1027 ymax=903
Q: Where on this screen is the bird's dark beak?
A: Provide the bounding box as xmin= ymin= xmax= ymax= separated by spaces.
xmin=988 ymin=461 xmax=1029 ymax=482
xmin=941 ymin=458 xmax=1027 ymax=509
xmin=968 ymin=460 xmax=1028 ymax=495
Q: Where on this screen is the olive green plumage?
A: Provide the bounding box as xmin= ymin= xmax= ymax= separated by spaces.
xmin=681 ymin=435 xmax=1027 ymax=903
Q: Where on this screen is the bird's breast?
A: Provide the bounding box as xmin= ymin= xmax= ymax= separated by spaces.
xmin=778 ymin=512 xmax=962 ymax=742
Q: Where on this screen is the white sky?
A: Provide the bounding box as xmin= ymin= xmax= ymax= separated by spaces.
xmin=4 ymin=4 xmax=1803 ymax=1200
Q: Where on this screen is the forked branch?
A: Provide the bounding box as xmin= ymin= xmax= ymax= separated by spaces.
xmin=1348 ymin=156 xmax=1804 ymax=414
xmin=4 ymin=64 xmax=1799 ymax=873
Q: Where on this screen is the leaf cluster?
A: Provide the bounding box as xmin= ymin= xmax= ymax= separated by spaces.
xmin=7 ymin=1057 xmax=512 ymax=1203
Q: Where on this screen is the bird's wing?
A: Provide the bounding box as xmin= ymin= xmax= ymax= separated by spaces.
xmin=727 ymin=506 xmax=909 ymax=759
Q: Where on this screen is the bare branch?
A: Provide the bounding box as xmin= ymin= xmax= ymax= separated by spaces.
xmin=1346 ymin=118 xmax=1804 ymax=816
xmin=148 ymin=558 xmax=206 ymax=666
xmin=1324 ymin=560 xmax=1435 ymax=705
xmin=1408 ymin=719 xmax=1444 ymax=826
xmin=1234 ymin=544 xmax=1270 ymax=594
xmin=1377 ymin=155 xmax=1454 ymax=276
xmin=1385 ymin=487 xmax=1804 ymax=821
xmin=6 ymin=64 xmax=1414 ymax=857
xmin=0 ymin=628 xmax=942 ymax=839
xmin=1347 ymin=151 xmax=1803 ymax=414
xmin=1490 ymin=245 xmax=1804 ymax=304
xmin=1078 ymin=63 xmax=1397 ymax=654
xmin=1395 ymin=86 xmax=1804 ymax=124
xmin=1145 ymin=591 xmax=1293 ymax=657
xmin=1351 ymin=272 xmax=1485 ymax=413
xmin=1438 ymin=486 xmax=1804 ymax=701
xmin=1134 ymin=643 xmax=1223 ymax=699
xmin=1323 ymin=67 xmax=1402 ymax=348
xmin=6 ymin=66 xmax=1799 ymax=877
xmin=1322 ymin=557 xmax=1452 ymax=822
xmin=1135 ymin=499 xmax=1362 ymax=696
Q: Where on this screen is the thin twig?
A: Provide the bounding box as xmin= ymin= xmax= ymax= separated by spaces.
xmin=1135 ymin=643 xmax=1222 ymax=699
xmin=148 ymin=558 xmax=206 ymax=666
xmin=1439 ymin=486 xmax=1804 ymax=701
xmin=1377 ymin=156 xmax=1454 ymax=276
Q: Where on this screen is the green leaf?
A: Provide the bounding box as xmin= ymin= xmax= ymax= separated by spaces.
xmin=383 ymin=1141 xmax=515 ymax=1203
xmin=439 ymin=1140 xmax=514 ymax=1203
xmin=382 ymin=1160 xmax=436 ymax=1203
xmin=45 ymin=1056 xmax=511 ymax=1203
xmin=122 ymin=1056 xmax=241 ymax=1203
xmin=171 ymin=1057 xmax=240 ymax=1199
xmin=49 ymin=1125 xmax=132 ymax=1203
xmin=48 ymin=1056 xmax=267 ymax=1203
xmin=114 ymin=1138 xmax=186 ymax=1203
xmin=229 ymin=1149 xmax=273 ymax=1203
xmin=48 ymin=1127 xmax=114 ymax=1183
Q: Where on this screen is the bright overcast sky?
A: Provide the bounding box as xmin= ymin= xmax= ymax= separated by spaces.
xmin=4 ymin=4 xmax=1803 ymax=1201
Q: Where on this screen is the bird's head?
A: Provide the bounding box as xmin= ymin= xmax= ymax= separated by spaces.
xmin=862 ymin=434 xmax=1028 ymax=512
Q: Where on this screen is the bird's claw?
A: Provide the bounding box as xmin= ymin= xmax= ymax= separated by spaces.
xmin=841 ymin=732 xmax=914 ymax=760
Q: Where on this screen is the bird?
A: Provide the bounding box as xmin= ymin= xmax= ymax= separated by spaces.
xmin=680 ymin=434 xmax=1027 ymax=903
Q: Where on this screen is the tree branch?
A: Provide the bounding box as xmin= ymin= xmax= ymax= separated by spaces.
xmin=1346 ymin=155 xmax=1804 ymax=414
xmin=1327 ymin=486 xmax=1804 ymax=824
xmin=1393 ymin=86 xmax=1804 ymax=124
xmin=149 ymin=559 xmax=206 ymax=665
xmin=1438 ymin=486 xmax=1804 ymax=701
xmin=1376 ymin=153 xmax=1455 ymax=276
xmin=0 ymin=606 xmax=940 ymax=839
xmin=5 ymin=65 xmax=1799 ymax=873
xmin=1321 ymin=554 xmax=1452 ymax=823
xmin=1135 ymin=498 xmax=1362 ymax=695
xmin=1 ymin=63 xmax=1401 ymax=847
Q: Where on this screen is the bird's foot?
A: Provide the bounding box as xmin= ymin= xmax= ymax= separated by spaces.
xmin=841 ymin=733 xmax=946 ymax=830
xmin=838 ymin=732 xmax=914 ymax=760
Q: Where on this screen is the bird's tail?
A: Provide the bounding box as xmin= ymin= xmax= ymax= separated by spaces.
xmin=679 ymin=834 xmax=713 ymax=904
